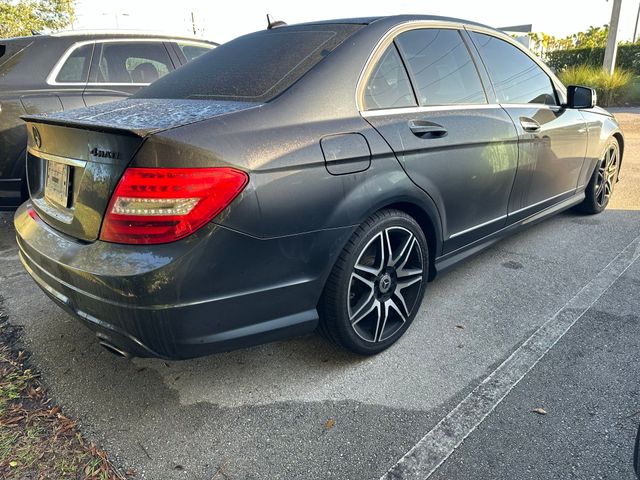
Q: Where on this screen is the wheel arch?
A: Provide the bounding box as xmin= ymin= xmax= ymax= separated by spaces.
xmin=379 ymin=201 xmax=440 ymax=280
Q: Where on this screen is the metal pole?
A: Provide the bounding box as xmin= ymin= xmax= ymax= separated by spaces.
xmin=603 ymin=0 xmax=623 ymax=74
xmin=634 ymin=1 xmax=640 ymax=42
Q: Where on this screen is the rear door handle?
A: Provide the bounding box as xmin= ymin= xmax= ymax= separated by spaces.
xmin=520 ymin=117 xmax=541 ymax=132
xmin=408 ymin=120 xmax=448 ymax=137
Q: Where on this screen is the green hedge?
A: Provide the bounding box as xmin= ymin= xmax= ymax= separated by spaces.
xmin=547 ymin=44 xmax=640 ymax=74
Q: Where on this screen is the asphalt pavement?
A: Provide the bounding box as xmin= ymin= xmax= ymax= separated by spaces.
xmin=0 ymin=109 xmax=638 ymax=479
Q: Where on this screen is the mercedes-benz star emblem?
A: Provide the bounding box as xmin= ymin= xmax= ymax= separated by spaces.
xmin=379 ymin=274 xmax=392 ymax=294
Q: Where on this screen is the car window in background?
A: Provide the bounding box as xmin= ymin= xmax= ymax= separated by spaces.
xmin=55 ymin=43 xmax=93 ymax=83
xmin=363 ymin=44 xmax=416 ymax=110
xmin=176 ymin=42 xmax=213 ymax=61
xmin=136 ymin=24 xmax=363 ymax=102
xmin=396 ymin=29 xmax=487 ymax=106
xmin=469 ymin=32 xmax=557 ymax=106
xmin=94 ymin=42 xmax=172 ymax=84
xmin=0 ymin=39 xmax=33 ymax=69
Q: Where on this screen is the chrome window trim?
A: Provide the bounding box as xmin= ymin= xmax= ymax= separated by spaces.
xmin=28 ymin=147 xmax=87 ymax=168
xmin=361 ymin=103 xmax=502 ymax=118
xmin=47 ymin=38 xmax=213 ymax=87
xmin=356 ymin=21 xmax=564 ymax=113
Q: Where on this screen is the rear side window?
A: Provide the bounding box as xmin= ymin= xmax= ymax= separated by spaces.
xmin=93 ymin=42 xmax=173 ymax=84
xmin=55 ymin=43 xmax=93 ymax=83
xmin=176 ymin=42 xmax=213 ymax=62
xmin=364 ymin=45 xmax=416 ymax=110
xmin=136 ymin=24 xmax=363 ymax=102
xmin=396 ymin=29 xmax=486 ymax=106
xmin=470 ymin=32 xmax=557 ymax=105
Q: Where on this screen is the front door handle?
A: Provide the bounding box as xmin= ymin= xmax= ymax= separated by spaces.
xmin=408 ymin=120 xmax=448 ymax=137
xmin=520 ymin=117 xmax=541 ymax=132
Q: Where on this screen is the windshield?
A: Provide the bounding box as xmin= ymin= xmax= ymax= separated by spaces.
xmin=135 ymin=24 xmax=363 ymax=103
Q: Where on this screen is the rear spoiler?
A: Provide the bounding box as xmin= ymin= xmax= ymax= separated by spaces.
xmin=21 ymin=114 xmax=152 ymax=138
xmin=22 ymin=98 xmax=261 ymax=138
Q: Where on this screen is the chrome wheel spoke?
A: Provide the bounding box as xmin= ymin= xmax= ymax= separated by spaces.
xmin=393 ymin=288 xmax=410 ymax=317
xmin=390 ymin=233 xmax=414 ymax=267
xmin=397 ymin=274 xmax=422 ymax=291
xmin=373 ymin=300 xmax=387 ymax=341
xmin=378 ymin=298 xmax=407 ymax=342
xmin=351 ymin=297 xmax=379 ymax=326
xmin=353 ymin=264 xmax=378 ymax=282
xmin=351 ymin=271 xmax=374 ymax=289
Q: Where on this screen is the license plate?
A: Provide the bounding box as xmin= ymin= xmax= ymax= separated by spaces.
xmin=45 ymin=161 xmax=70 ymax=208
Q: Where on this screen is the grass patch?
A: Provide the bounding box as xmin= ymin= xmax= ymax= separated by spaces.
xmin=0 ymin=309 xmax=131 ymax=479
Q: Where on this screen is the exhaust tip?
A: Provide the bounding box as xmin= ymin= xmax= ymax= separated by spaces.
xmin=99 ymin=340 xmax=133 ymax=359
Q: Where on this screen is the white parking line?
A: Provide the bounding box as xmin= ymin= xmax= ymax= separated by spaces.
xmin=381 ymin=233 xmax=640 ymax=480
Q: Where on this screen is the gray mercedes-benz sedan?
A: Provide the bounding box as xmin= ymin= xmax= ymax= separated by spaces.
xmin=14 ymin=15 xmax=623 ymax=359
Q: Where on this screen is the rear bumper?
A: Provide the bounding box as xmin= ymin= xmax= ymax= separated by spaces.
xmin=14 ymin=202 xmax=352 ymax=359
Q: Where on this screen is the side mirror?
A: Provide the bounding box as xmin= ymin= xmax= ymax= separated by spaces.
xmin=567 ymin=85 xmax=597 ymax=109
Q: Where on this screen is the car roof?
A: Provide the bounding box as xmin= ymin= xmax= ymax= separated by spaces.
xmin=293 ymin=14 xmax=496 ymax=33
xmin=21 ymin=30 xmax=217 ymax=45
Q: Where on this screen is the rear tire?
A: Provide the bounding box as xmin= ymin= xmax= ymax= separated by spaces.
xmin=576 ymin=138 xmax=620 ymax=214
xmin=318 ymin=209 xmax=429 ymax=355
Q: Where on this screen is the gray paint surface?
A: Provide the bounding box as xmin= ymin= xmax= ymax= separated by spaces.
xmin=28 ymin=98 xmax=260 ymax=135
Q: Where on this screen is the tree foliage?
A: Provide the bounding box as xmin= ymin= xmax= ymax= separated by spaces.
xmin=0 ymin=0 xmax=74 ymax=38
xmin=528 ymin=25 xmax=609 ymax=58
xmin=547 ymin=44 xmax=640 ymax=76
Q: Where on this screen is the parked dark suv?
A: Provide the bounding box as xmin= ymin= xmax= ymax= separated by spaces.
xmin=0 ymin=31 xmax=216 ymax=209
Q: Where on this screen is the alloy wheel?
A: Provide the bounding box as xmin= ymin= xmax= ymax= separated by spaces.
xmin=595 ymin=144 xmax=619 ymax=208
xmin=347 ymin=226 xmax=424 ymax=343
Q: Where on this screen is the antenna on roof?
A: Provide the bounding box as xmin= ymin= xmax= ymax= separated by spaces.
xmin=266 ymin=14 xmax=287 ymax=30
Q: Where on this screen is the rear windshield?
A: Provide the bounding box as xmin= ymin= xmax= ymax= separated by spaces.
xmin=135 ymin=24 xmax=363 ymax=102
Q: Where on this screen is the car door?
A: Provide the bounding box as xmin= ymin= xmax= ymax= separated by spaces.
xmin=83 ymin=40 xmax=176 ymax=106
xmin=467 ymin=31 xmax=588 ymax=223
xmin=361 ymin=27 xmax=519 ymax=253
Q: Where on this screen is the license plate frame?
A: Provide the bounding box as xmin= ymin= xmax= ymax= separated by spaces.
xmin=44 ymin=161 xmax=70 ymax=208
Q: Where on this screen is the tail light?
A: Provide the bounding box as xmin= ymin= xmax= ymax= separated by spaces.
xmin=100 ymin=167 xmax=248 ymax=245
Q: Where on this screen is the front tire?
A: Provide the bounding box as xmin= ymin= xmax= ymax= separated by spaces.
xmin=577 ymin=138 xmax=620 ymax=214
xmin=318 ymin=209 xmax=429 ymax=355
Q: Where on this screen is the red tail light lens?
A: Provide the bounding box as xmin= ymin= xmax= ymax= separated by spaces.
xmin=100 ymin=167 xmax=248 ymax=244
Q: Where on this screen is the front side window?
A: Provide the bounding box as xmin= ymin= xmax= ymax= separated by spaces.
xmin=55 ymin=43 xmax=93 ymax=83
xmin=176 ymin=42 xmax=213 ymax=62
xmin=94 ymin=42 xmax=173 ymax=84
xmin=395 ymin=29 xmax=487 ymax=106
xmin=363 ymin=45 xmax=417 ymax=110
xmin=470 ymin=32 xmax=557 ymax=105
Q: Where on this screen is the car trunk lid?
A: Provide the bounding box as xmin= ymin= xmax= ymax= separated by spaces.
xmin=23 ymin=98 xmax=259 ymax=242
